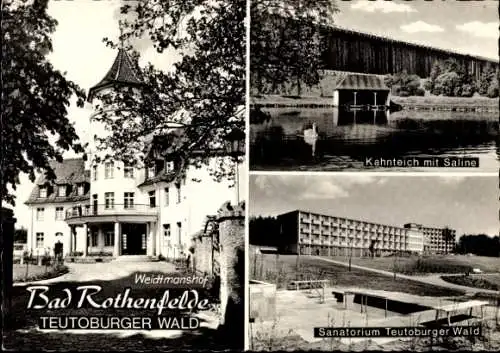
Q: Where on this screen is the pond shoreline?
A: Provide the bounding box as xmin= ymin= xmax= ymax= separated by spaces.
xmin=251 ymin=95 xmax=499 ymax=113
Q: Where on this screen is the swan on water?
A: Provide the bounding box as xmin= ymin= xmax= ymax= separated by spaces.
xmin=303 ymin=122 xmax=319 ymax=157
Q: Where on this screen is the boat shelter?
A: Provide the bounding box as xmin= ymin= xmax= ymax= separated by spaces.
xmin=332 ymin=72 xmax=390 ymax=109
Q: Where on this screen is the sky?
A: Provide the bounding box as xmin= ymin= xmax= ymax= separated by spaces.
xmin=11 ymin=0 xmax=184 ymax=228
xmin=249 ymin=174 xmax=499 ymax=238
xmin=334 ymin=0 xmax=498 ymax=60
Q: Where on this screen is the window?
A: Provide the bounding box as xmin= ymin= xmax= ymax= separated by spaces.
xmin=149 ymin=191 xmax=156 ymax=208
xmin=55 ymin=207 xmax=64 ymax=220
xmin=92 ymin=165 xmax=98 ymax=181
xmin=155 ymin=159 xmax=165 ymax=174
xmin=77 ymin=184 xmax=85 ymax=196
xmin=104 ymin=231 xmax=114 ymax=246
xmin=124 ymin=164 xmax=134 ymax=178
xmin=147 ymin=166 xmax=155 ymax=179
xmin=57 ymin=185 xmax=67 ymax=197
xmin=36 ymin=208 xmax=44 ymax=221
xmin=166 ymin=161 xmax=175 ymax=173
xmin=163 ymin=224 xmax=171 ymax=237
xmin=105 ymin=192 xmax=115 ymax=209
xmin=177 ymin=222 xmax=182 ymax=243
xmin=39 ymin=187 xmax=47 ymax=198
xmin=176 ymin=183 xmax=182 ymax=204
xmin=36 ymin=233 xmax=44 ymax=248
xmin=124 ymin=192 xmax=135 ymax=209
xmin=164 ymin=188 xmax=169 ymax=206
xmin=104 ymin=161 xmax=114 ymax=179
xmin=91 ymin=231 xmax=98 ymax=247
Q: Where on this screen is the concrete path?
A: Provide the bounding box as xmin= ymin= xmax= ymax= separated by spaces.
xmin=312 ymin=256 xmax=500 ymax=296
xmin=14 ymin=261 xmax=178 ymax=286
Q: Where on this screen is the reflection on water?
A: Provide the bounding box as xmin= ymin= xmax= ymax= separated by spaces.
xmin=250 ymin=107 xmax=498 ymax=171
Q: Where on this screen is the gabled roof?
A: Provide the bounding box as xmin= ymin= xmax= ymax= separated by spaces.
xmin=87 ymin=48 xmax=143 ymax=101
xmin=26 ymin=158 xmax=90 ymax=205
xmin=333 ymin=72 xmax=389 ymax=91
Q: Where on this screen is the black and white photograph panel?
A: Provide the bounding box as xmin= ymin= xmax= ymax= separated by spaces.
xmin=248 ymin=174 xmax=500 ymax=351
xmin=250 ymin=0 xmax=499 ymax=172
xmin=2 ymin=0 xmax=246 ymax=351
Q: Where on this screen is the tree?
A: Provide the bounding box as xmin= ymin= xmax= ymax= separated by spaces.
xmin=1 ymin=0 xmax=86 ymax=205
xmin=14 ymin=228 xmax=28 ymax=243
xmin=250 ymin=0 xmax=339 ymax=96
xmin=92 ymin=2 xmax=245 ymax=346
xmin=384 ymin=70 xmax=422 ymax=96
xmin=93 ymin=0 xmax=246 ymax=182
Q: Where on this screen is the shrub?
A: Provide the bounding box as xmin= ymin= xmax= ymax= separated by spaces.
xmin=487 ymin=78 xmax=499 ymax=98
xmin=385 ymin=71 xmax=422 ymax=96
xmin=433 ymin=71 xmax=461 ymax=96
xmin=414 ymin=88 xmax=425 ymax=96
xmin=398 ymin=90 xmax=410 ymax=97
xmin=461 ymin=84 xmax=475 ymax=97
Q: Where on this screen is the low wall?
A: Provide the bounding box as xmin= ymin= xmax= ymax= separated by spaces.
xmin=250 ymin=280 xmax=277 ymax=321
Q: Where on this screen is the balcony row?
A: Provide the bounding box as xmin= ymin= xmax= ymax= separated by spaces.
xmin=65 ymin=204 xmax=158 ymax=224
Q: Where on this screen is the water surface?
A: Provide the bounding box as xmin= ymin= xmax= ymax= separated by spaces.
xmin=250 ymin=108 xmax=498 ymax=172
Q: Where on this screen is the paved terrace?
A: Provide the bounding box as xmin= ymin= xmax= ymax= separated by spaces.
xmin=251 ymin=287 xmax=497 ymax=345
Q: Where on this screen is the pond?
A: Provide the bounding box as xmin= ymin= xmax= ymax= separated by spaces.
xmin=250 ymin=107 xmax=499 ymax=172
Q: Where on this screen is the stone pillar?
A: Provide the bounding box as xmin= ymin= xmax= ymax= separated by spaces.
xmin=374 ymin=92 xmax=377 ymax=106
xmin=1 ymin=208 xmax=16 ymax=326
xmin=216 ymin=201 xmax=244 ymax=349
xmin=113 ymin=222 xmax=120 ymax=257
xmin=353 ymin=91 xmax=357 ymax=106
xmin=82 ymin=223 xmax=88 ymax=257
xmin=98 ymin=227 xmax=104 ymax=249
xmin=150 ymin=223 xmax=156 ymax=256
xmin=68 ymin=226 xmax=74 ymax=256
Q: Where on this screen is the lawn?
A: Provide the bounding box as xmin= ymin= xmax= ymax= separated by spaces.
xmin=13 ymin=264 xmax=68 ymax=282
xmin=441 ymin=274 xmax=500 ymax=291
xmin=251 ymin=94 xmax=499 ymax=108
xmin=327 ymin=254 xmax=500 ymax=274
xmin=250 ymin=253 xmax=463 ymax=297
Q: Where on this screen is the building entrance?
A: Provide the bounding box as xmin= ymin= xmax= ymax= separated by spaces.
xmin=121 ymin=223 xmax=147 ymax=255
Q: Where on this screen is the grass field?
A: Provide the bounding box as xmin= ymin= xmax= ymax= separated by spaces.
xmin=250 ymin=253 xmax=463 ymax=296
xmin=327 ymin=255 xmax=500 ymax=274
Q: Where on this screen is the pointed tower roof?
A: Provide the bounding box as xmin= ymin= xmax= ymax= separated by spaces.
xmin=87 ymin=48 xmax=143 ymax=101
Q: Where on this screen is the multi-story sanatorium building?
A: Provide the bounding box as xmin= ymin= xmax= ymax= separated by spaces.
xmin=276 ymin=210 xmax=456 ymax=257
xmin=404 ymin=223 xmax=457 ymax=254
xmin=24 ymin=48 xmax=245 ymax=260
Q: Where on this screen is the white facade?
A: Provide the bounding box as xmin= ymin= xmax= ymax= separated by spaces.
xmin=25 ymin=48 xmax=246 ymax=260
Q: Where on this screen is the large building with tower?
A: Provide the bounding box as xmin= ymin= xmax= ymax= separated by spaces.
xmin=275 ymin=210 xmax=456 ymax=256
xmin=24 ymin=48 xmax=244 ymax=260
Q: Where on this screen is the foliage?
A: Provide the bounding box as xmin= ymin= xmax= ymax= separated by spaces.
xmin=455 ymin=234 xmax=500 ymax=257
xmin=92 ymin=0 xmax=246 ymax=183
xmin=486 ymin=75 xmax=499 ymax=98
xmin=384 ymin=70 xmax=421 ymax=96
xmin=1 ymin=0 xmax=86 ymax=205
xmin=251 ymin=0 xmax=339 ymax=95
xmin=426 ymin=59 xmax=498 ymax=98
xmin=433 ymin=71 xmax=462 ymax=96
xmin=441 ymin=275 xmax=498 ymax=291
xmin=476 ymin=68 xmax=497 ymax=96
xmin=249 ymin=216 xmax=281 ymax=246
xmin=14 ymin=228 xmax=28 ymax=243
xmin=396 ymin=258 xmax=472 ymax=275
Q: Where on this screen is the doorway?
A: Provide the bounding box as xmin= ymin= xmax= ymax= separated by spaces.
xmin=121 ymin=223 xmax=147 ymax=255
